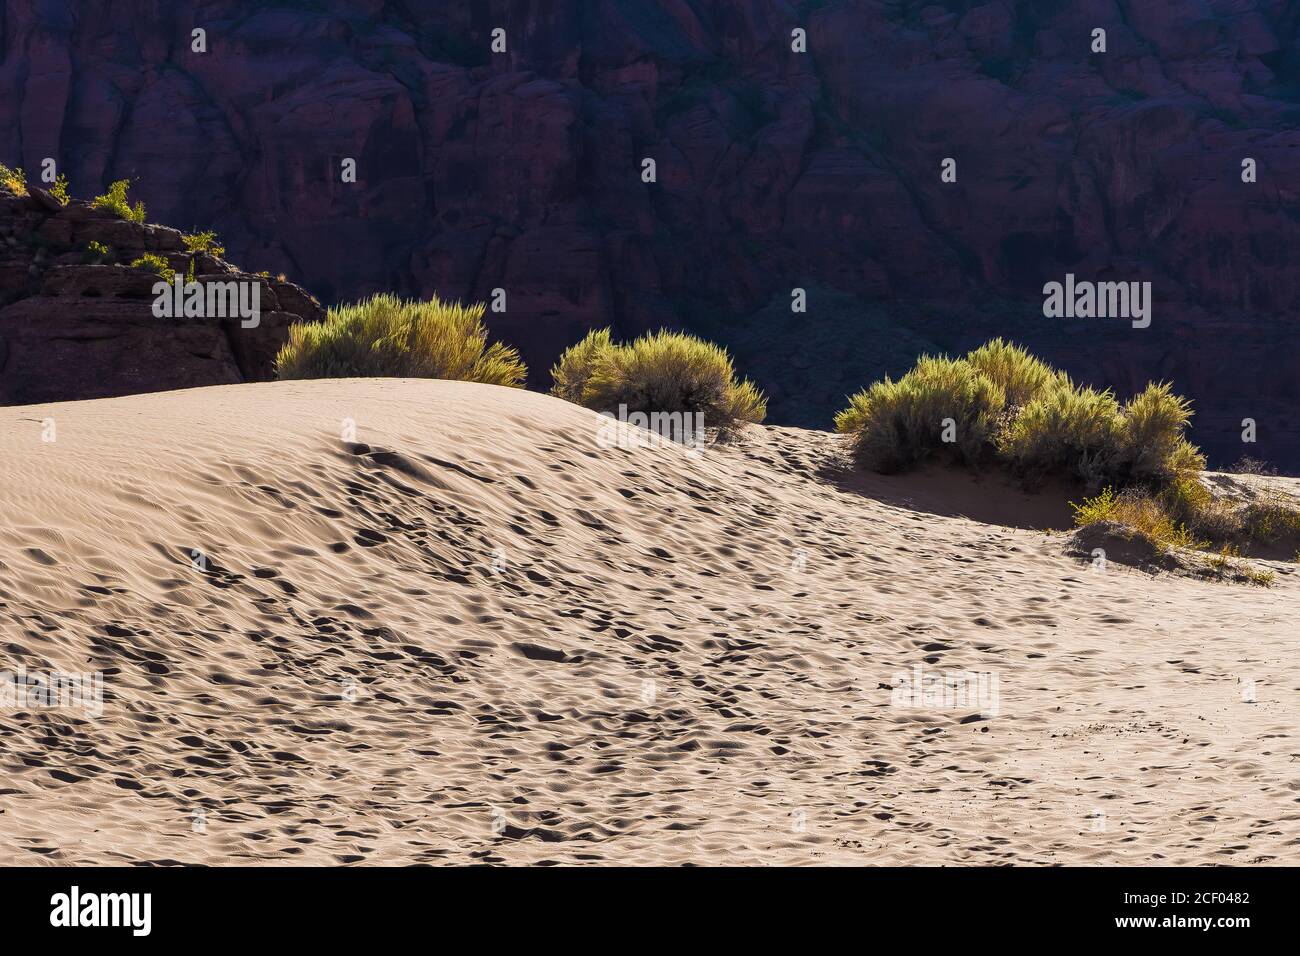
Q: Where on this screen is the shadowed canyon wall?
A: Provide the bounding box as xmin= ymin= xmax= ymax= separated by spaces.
xmin=3 ymin=0 xmax=1299 ymax=467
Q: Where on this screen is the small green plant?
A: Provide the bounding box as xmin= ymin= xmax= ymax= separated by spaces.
xmin=276 ymin=292 xmax=527 ymax=387
xmin=129 ymin=253 xmax=174 ymax=282
xmin=182 ymin=230 xmax=225 ymax=258
xmin=185 ymin=256 xmax=197 ymax=283
xmin=1069 ymin=486 xmax=1118 ymax=526
xmin=551 ymin=328 xmax=766 ymax=431
xmin=0 ymin=163 xmax=26 ymax=195
xmin=49 ymin=173 xmax=70 ymax=206
xmin=91 ymin=180 xmax=146 ymax=222
xmin=83 ymin=240 xmax=113 ymax=264
xmin=1202 ymin=544 xmax=1274 ymax=586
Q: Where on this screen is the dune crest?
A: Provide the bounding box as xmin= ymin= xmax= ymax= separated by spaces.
xmin=0 ymin=380 xmax=1295 ymax=865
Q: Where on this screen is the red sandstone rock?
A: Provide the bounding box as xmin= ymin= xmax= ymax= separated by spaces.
xmin=0 ymin=192 xmax=323 ymax=405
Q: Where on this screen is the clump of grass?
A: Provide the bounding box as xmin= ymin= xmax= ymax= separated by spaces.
xmin=1238 ymin=489 xmax=1300 ymax=543
xmin=1071 ymin=487 xmax=1206 ymax=554
xmin=276 ymin=292 xmax=527 ymax=387
xmin=182 ymin=230 xmax=225 ymax=258
xmin=129 ymin=253 xmax=174 ymax=282
xmin=0 ymin=163 xmax=26 ymax=195
xmin=1227 ymin=456 xmax=1277 ymax=476
xmin=1071 ymin=482 xmax=1291 ymax=585
xmin=1202 ymin=544 xmax=1274 ymax=586
xmin=551 ymin=328 xmax=766 ymax=431
xmin=49 ymin=173 xmax=70 ymax=206
xmin=91 ymin=180 xmax=146 ymax=222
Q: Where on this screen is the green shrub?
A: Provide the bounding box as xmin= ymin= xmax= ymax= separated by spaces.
xmin=129 ymin=253 xmax=174 ymax=282
xmin=1071 ymin=486 xmax=1205 ymax=554
xmin=0 ymin=163 xmax=26 ymax=195
xmin=276 ymin=292 xmax=527 ymax=387
xmin=551 ymin=328 xmax=766 ymax=430
xmin=835 ymin=355 xmax=1004 ymax=472
xmin=837 ymin=341 xmax=1207 ymax=491
xmin=182 ymin=230 xmax=225 ymax=258
xmin=91 ymin=180 xmax=146 ymax=222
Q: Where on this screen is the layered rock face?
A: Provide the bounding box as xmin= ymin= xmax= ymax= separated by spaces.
xmin=1 ymin=1 xmax=1298 ymax=465
xmin=0 ymin=188 xmax=323 ymax=404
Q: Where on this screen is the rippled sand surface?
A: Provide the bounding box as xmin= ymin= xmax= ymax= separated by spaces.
xmin=1 ymin=380 xmax=1295 ymax=865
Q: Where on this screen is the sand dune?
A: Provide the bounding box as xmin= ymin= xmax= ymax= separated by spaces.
xmin=0 ymin=379 xmax=1295 ymax=865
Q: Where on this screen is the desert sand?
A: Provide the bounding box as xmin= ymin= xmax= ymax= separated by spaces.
xmin=0 ymin=379 xmax=1295 ymax=865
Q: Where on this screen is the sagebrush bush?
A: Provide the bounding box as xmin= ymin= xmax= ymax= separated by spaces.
xmin=551 ymin=327 xmax=613 ymax=404
xmin=276 ymin=292 xmax=527 ymax=387
xmin=1114 ymin=382 xmax=1203 ymax=483
xmin=91 ymin=180 xmax=146 ymax=222
xmin=835 ymin=356 xmax=1004 ymax=472
xmin=550 ymin=328 xmax=766 ymax=430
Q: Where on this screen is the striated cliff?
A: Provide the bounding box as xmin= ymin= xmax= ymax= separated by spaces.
xmin=0 ymin=186 xmax=322 ymax=404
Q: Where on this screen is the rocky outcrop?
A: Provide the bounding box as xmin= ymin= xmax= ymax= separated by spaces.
xmin=0 ymin=188 xmax=323 ymax=405
xmin=2 ymin=1 xmax=1299 ymax=465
